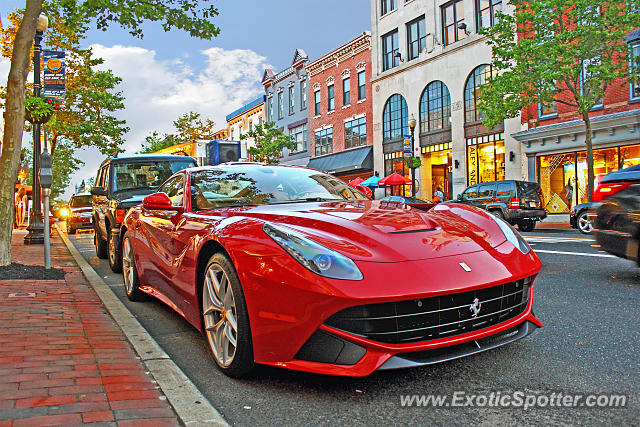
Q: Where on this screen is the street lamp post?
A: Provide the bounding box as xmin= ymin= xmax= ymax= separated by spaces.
xmin=408 ymin=114 xmax=417 ymax=198
xmin=24 ymin=14 xmax=48 ymax=245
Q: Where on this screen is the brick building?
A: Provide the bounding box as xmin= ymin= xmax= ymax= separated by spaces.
xmin=305 ymin=33 xmax=374 ymax=182
xmin=513 ymin=30 xmax=640 ymax=214
xmin=262 ymin=50 xmax=310 ymax=166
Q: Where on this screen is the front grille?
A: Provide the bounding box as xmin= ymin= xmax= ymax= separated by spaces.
xmin=325 ymin=278 xmax=531 ymax=344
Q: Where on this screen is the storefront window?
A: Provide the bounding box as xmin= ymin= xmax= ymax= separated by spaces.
xmin=538 ymin=145 xmax=636 ymax=213
xmin=384 ymin=152 xmax=411 ymax=196
xmin=466 ymin=134 xmax=504 ymax=185
xmin=420 ymin=143 xmax=452 ymax=200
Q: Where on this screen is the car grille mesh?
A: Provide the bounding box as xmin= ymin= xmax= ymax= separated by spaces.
xmin=324 ymin=278 xmax=531 ymax=344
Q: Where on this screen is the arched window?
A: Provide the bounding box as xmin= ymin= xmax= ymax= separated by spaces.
xmin=420 ymin=81 xmax=451 ymax=132
xmin=464 ymin=64 xmax=496 ymax=123
xmin=383 ymin=94 xmax=408 ymax=142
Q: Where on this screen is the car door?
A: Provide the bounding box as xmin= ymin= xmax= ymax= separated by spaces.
xmin=94 ymin=164 xmax=109 ymax=238
xmin=461 ymin=185 xmax=478 ymax=205
xmin=137 ymin=174 xmax=186 ymax=299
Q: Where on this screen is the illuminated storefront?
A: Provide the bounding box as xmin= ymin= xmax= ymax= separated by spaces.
xmin=538 ymin=144 xmax=640 ymax=213
xmin=383 ymin=151 xmax=411 ymax=196
xmin=466 ymin=133 xmax=505 ymax=185
xmin=420 ymin=143 xmax=452 ymax=200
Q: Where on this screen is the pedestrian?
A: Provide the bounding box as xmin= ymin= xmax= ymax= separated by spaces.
xmin=433 ymin=186 xmax=444 ymax=203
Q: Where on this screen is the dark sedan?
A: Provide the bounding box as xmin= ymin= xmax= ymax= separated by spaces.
xmin=594 ymin=184 xmax=640 ymax=263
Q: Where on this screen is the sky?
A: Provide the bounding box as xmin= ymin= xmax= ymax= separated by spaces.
xmin=1 ymin=0 xmax=371 ymax=199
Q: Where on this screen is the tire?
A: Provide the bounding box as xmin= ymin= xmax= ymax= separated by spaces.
xmin=577 ymin=211 xmax=593 ymax=234
xmin=67 ymin=221 xmax=76 ymax=235
xmin=201 ymin=253 xmax=254 ymax=378
xmin=121 ymin=232 xmax=147 ymax=302
xmin=94 ymin=222 xmax=108 ymax=259
xmin=490 ymin=209 xmax=505 ymax=220
xmin=518 ymin=219 xmax=536 ymax=232
xmin=108 ymin=229 xmax=123 ymax=273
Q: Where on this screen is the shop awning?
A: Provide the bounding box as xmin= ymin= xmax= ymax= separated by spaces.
xmin=307 ymin=146 xmax=373 ymax=175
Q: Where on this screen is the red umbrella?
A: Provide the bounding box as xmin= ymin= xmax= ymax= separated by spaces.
xmin=377 ymin=173 xmax=410 ymax=186
xmin=348 ymin=177 xmax=364 ymax=186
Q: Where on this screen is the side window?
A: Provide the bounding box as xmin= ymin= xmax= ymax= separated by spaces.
xmin=462 ymin=185 xmax=478 ymax=200
xmin=478 ymin=183 xmax=494 ymax=198
xmin=98 ymin=166 xmax=108 ymax=189
xmin=158 ymin=174 xmax=185 ymax=208
xmin=496 ymin=182 xmax=513 ymax=198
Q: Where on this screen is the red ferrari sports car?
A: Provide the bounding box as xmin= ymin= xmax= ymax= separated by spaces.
xmin=121 ymin=164 xmax=542 ymax=377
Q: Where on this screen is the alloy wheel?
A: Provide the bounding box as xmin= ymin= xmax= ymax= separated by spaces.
xmin=122 ymin=237 xmax=134 ymax=295
xmin=578 ymin=212 xmax=593 ymax=234
xmin=203 ymin=263 xmax=238 ymax=367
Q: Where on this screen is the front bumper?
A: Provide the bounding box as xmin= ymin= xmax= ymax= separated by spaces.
xmin=236 ymin=240 xmax=542 ymax=376
xmin=69 ymin=216 xmax=93 ymax=229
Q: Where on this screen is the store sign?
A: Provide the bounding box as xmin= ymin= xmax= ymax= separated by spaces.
xmin=43 ymin=50 xmax=65 ymax=101
xmin=403 ymin=137 xmax=412 ymax=158
xmin=468 ymin=145 xmax=478 ymax=185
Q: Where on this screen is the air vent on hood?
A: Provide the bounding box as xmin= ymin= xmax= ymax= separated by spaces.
xmin=389 ymin=228 xmax=437 ymax=234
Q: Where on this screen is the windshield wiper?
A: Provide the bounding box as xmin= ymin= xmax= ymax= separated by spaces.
xmin=113 ymin=186 xmax=154 ymax=193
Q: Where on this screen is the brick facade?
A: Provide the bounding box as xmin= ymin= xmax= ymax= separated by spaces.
xmin=306 ymin=33 xmax=374 ymax=177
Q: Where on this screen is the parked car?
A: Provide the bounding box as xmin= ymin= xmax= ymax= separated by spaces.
xmin=569 ymin=202 xmax=600 ymax=234
xmin=456 ymin=180 xmax=546 ymax=232
xmin=122 ymin=164 xmax=542 ymax=377
xmin=66 ymin=193 xmax=93 ymax=234
xmin=91 ymin=154 xmax=197 ymax=273
xmin=593 ymin=165 xmax=640 ymax=262
xmin=379 ymin=195 xmax=433 ymax=211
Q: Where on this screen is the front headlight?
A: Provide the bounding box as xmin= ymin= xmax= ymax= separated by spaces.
xmin=490 ymin=215 xmax=531 ymax=255
xmin=59 ymin=207 xmax=70 ymax=218
xmin=263 ymin=223 xmax=363 ymax=280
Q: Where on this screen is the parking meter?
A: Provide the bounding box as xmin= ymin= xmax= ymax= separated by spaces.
xmin=40 ymin=151 xmax=52 ymax=269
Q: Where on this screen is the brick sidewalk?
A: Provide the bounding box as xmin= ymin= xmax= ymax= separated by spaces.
xmin=0 ymin=229 xmax=181 ymax=426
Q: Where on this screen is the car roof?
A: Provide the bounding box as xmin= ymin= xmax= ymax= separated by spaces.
xmin=71 ymin=192 xmax=91 ymax=197
xmin=100 ymin=154 xmax=197 ymax=167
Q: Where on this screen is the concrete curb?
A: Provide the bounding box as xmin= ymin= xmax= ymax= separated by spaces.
xmin=55 ymin=223 xmax=229 ymax=427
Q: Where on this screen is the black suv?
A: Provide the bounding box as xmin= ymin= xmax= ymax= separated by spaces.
xmin=91 ymin=154 xmax=197 ymax=272
xmin=456 ymin=180 xmax=546 ymax=231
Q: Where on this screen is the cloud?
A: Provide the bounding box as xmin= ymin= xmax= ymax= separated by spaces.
xmin=70 ymin=45 xmax=271 ymax=198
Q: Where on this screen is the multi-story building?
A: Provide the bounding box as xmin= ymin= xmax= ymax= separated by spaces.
xmin=513 ymin=31 xmax=640 ymax=214
xmin=370 ymin=0 xmax=524 ymax=200
xmin=262 ymin=49 xmax=310 ymax=166
xmin=306 ymin=32 xmax=374 ymax=182
xmin=226 ymin=96 xmax=266 ymax=159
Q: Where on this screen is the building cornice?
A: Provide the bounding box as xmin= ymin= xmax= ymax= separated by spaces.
xmin=305 ymin=32 xmax=371 ymax=77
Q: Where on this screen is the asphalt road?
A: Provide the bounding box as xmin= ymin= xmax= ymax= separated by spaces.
xmin=67 ymin=227 xmax=639 ymax=426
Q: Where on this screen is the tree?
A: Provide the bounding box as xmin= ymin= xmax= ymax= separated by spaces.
xmin=478 ymin=0 xmax=639 ymax=202
xmin=139 ymin=112 xmax=216 ymax=153
xmin=139 ymin=131 xmax=179 ymax=154
xmin=0 ymin=0 xmax=221 ymax=266
xmin=241 ymin=122 xmax=297 ymax=164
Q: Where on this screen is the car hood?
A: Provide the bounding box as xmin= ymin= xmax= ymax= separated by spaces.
xmin=224 ymin=201 xmax=508 ymax=262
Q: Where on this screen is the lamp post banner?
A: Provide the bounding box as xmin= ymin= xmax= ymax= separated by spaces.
xmin=43 ymin=50 xmax=65 ymax=101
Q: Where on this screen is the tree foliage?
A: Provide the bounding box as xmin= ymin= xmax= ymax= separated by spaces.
xmin=478 ymin=0 xmax=640 ymax=201
xmin=0 ymin=0 xmax=221 ymax=266
xmin=241 ymin=122 xmax=296 ymax=164
xmin=139 ymin=111 xmax=216 ymax=153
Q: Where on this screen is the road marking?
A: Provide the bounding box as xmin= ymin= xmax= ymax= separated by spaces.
xmin=57 ymin=224 xmax=229 ymax=426
xmin=534 ymin=249 xmax=617 ymax=258
xmin=525 ymin=237 xmax=595 ymax=244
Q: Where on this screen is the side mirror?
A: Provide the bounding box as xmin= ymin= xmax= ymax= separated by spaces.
xmin=457 ymin=194 xmax=462 ymax=201
xmin=143 ymin=192 xmax=183 ymax=211
xmin=91 ymin=186 xmax=107 ymax=196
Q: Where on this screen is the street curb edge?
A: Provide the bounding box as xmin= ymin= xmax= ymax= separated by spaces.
xmin=55 ymin=223 xmax=229 ymax=427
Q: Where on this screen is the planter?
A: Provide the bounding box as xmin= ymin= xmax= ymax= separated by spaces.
xmin=25 ymin=108 xmax=54 ymax=124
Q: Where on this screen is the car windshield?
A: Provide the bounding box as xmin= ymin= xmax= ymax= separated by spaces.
xmin=190 ymin=166 xmax=368 ymax=210
xmin=70 ymin=195 xmax=92 ymax=207
xmin=112 ymin=160 xmax=194 ymax=192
